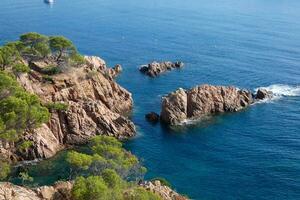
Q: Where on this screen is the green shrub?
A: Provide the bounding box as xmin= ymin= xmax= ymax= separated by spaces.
xmin=0 ymin=160 xmax=11 ymax=180
xmin=45 ymin=102 xmax=68 ymax=111
xmin=0 ymin=71 xmax=50 ymax=143
xmin=42 ymin=75 xmax=54 ymax=83
xmin=70 ymin=54 xmax=86 ymax=66
xmin=19 ymin=172 xmax=33 ymax=185
xmin=124 ymin=187 xmax=162 ymax=200
xmin=18 ymin=141 xmax=33 ymax=152
xmin=12 ymin=63 xmax=30 ymax=74
xmin=41 ymin=65 xmax=61 ymax=75
xmin=72 ymin=176 xmax=109 ymax=200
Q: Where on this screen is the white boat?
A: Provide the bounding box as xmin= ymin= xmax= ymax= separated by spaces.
xmin=44 ymin=0 xmax=54 ymax=4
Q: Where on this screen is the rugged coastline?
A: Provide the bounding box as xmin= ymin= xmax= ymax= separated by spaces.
xmin=0 ymin=33 xmax=188 ymax=200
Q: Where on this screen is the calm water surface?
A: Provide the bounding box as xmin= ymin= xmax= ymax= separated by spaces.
xmin=1 ymin=0 xmax=300 ymax=199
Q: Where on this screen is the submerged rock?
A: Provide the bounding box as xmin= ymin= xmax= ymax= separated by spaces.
xmin=139 ymin=61 xmax=184 ymax=77
xmin=145 ymin=112 xmax=160 ymax=123
xmin=161 ymin=84 xmax=272 ymax=125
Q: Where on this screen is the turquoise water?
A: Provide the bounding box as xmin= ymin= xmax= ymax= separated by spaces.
xmin=1 ymin=0 xmax=300 ymax=199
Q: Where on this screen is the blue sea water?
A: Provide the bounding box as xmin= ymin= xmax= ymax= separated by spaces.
xmin=1 ymin=0 xmax=300 ymax=199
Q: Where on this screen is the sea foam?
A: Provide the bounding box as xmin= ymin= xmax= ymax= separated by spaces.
xmin=255 ymin=84 xmax=300 ymax=103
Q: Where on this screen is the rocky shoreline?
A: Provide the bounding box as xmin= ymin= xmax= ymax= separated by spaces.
xmin=0 ymin=180 xmax=187 ymax=200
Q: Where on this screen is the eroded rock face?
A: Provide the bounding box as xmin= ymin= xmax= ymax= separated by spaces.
xmin=161 ymin=84 xmax=271 ymax=125
xmin=140 ymin=61 xmax=184 ymax=77
xmin=0 ymin=181 xmax=72 ymax=200
xmin=140 ymin=180 xmax=189 ymax=200
xmin=1 ymin=56 xmax=135 ymax=161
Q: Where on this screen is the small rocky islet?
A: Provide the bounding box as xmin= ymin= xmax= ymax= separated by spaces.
xmin=148 ymin=85 xmax=272 ymax=125
xmin=139 ymin=61 xmax=184 ymax=77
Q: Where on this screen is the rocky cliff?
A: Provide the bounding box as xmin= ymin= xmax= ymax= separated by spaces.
xmin=0 ymin=56 xmax=135 ymax=161
xmin=161 ymin=84 xmax=272 ymax=125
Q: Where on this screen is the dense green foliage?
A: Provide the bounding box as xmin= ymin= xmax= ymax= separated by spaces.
xmin=71 ymin=169 xmax=161 ymax=200
xmin=12 ymin=63 xmax=30 ymax=74
xmin=0 ymin=72 xmax=49 ymax=142
xmin=67 ymin=136 xmax=159 ymax=200
xmin=41 ymin=65 xmax=62 ymax=75
xmin=0 ymin=32 xmax=85 ymax=73
xmin=66 ymin=136 xmax=146 ymax=180
xmin=45 ymin=102 xmax=68 ymax=111
xmin=0 ymin=45 xmax=20 ymax=70
xmin=0 ymin=160 xmax=11 ymax=180
xmin=49 ymin=36 xmax=77 ymax=61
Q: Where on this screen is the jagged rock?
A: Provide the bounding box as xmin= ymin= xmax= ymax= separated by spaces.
xmin=84 ymin=56 xmax=122 ymax=79
xmin=255 ymin=89 xmax=273 ymax=100
xmin=161 ymin=84 xmax=271 ymax=125
xmin=161 ymin=88 xmax=188 ymax=125
xmin=1 ymin=56 xmax=136 ymax=161
xmin=0 ymin=181 xmax=73 ymax=200
xmin=145 ymin=112 xmax=160 ymax=123
xmin=139 ymin=61 xmax=184 ymax=77
xmin=140 ymin=180 xmax=189 ymax=200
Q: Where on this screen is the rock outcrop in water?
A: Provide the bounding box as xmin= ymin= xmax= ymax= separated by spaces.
xmin=0 ymin=56 xmax=135 ymax=161
xmin=140 ymin=61 xmax=184 ymax=77
xmin=160 ymin=85 xmax=272 ymax=125
xmin=145 ymin=112 xmax=160 ymax=123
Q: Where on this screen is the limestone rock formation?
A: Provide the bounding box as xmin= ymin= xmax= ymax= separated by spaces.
xmin=1 ymin=56 xmax=135 ymax=161
xmin=140 ymin=61 xmax=184 ymax=77
xmin=161 ymin=84 xmax=272 ymax=125
xmin=140 ymin=180 xmax=189 ymax=200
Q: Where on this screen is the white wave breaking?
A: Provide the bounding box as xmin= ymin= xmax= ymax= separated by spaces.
xmin=255 ymin=84 xmax=300 ymax=102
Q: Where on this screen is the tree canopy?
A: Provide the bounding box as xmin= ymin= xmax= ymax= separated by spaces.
xmin=49 ymin=36 xmax=77 ymax=61
xmin=0 ymin=71 xmax=49 ymax=143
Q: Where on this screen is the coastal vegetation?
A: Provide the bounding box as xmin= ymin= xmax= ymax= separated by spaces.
xmin=0 ymin=33 xmax=180 ymax=200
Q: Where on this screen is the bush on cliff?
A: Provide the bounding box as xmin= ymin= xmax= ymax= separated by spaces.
xmin=0 ymin=71 xmax=50 ymax=143
xmin=66 ymin=136 xmax=146 ymax=181
xmin=0 ymin=160 xmax=11 ymax=180
xmin=71 ymin=170 xmax=161 ymax=200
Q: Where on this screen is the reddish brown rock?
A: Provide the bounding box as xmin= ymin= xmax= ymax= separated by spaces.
xmin=161 ymin=84 xmax=271 ymax=125
xmin=140 ymin=180 xmax=189 ymax=200
xmin=1 ymin=56 xmax=135 ymax=161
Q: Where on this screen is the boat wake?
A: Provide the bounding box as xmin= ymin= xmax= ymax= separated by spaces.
xmin=255 ymin=84 xmax=300 ymax=102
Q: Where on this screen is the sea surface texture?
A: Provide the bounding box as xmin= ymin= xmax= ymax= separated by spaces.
xmin=1 ymin=0 xmax=300 ymax=199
